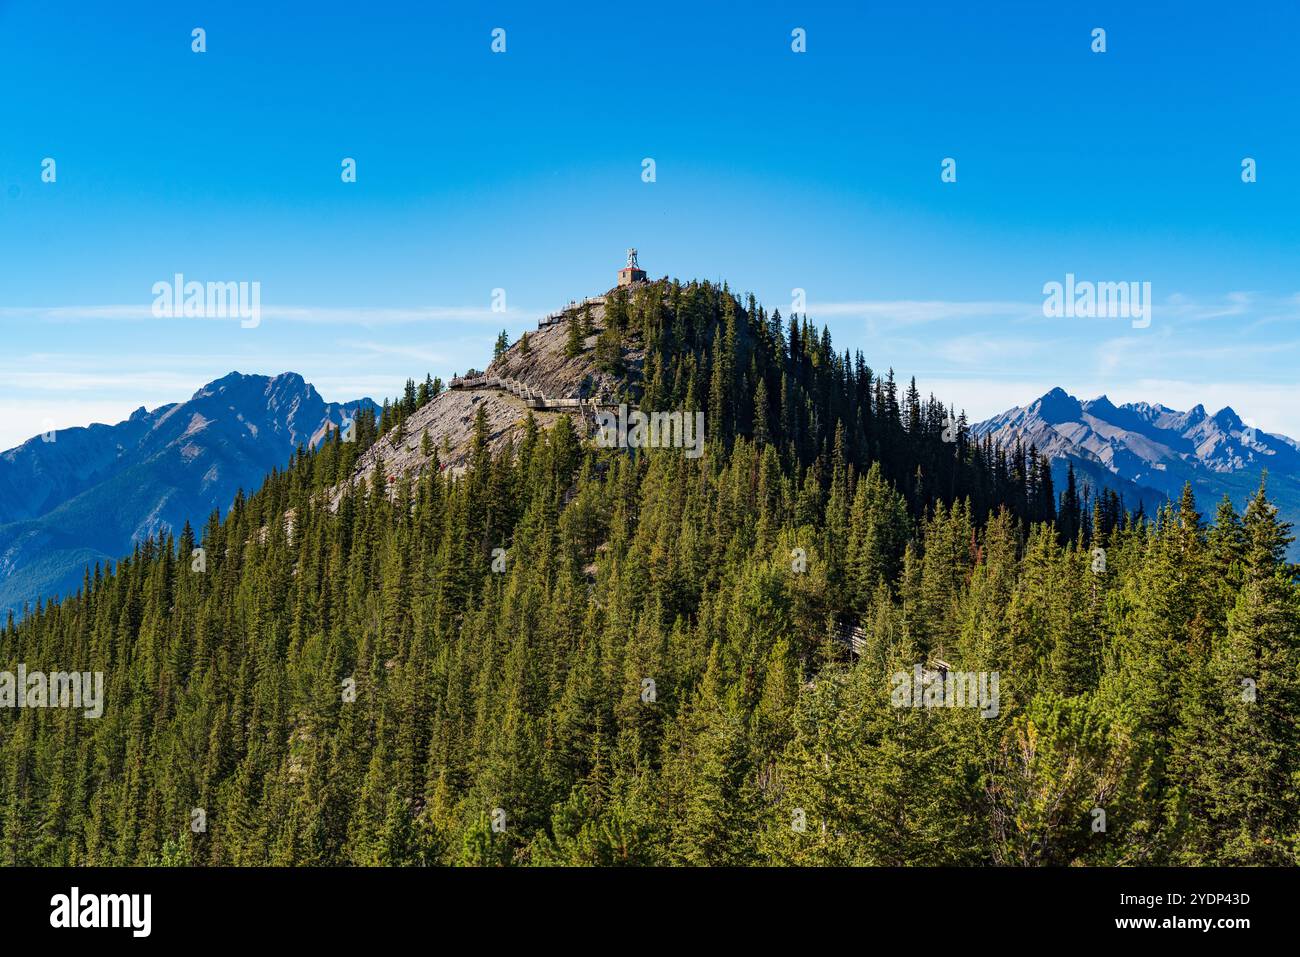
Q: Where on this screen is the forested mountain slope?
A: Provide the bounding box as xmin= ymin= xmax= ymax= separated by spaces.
xmin=3 ymin=278 xmax=1296 ymax=866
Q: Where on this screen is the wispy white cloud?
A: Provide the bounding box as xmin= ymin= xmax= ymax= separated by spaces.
xmin=1093 ymin=333 xmax=1160 ymax=376
xmin=6 ymin=288 xmax=1299 ymax=453
xmin=933 ymin=334 xmax=1048 ymax=367
xmin=809 ymin=299 xmax=1041 ymax=328
xmin=336 ymin=340 xmax=450 ymax=365
xmin=0 ymin=399 xmax=158 ymax=451
xmin=809 ymin=290 xmax=1300 ymax=332
xmin=0 ymin=304 xmax=535 ymax=325
xmin=0 ymin=366 xmax=213 ymax=394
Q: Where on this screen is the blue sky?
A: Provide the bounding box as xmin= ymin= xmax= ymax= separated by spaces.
xmin=1 ymin=0 xmax=1298 ymax=449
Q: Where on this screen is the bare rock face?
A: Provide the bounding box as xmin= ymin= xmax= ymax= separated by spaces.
xmin=332 ymin=287 xmax=647 ymax=503
xmin=338 ymin=389 xmax=567 ymax=503
xmin=488 ymin=297 xmax=642 ymax=401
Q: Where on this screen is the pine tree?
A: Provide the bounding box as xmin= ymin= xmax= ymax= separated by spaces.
xmin=565 ymin=314 xmax=584 ymax=357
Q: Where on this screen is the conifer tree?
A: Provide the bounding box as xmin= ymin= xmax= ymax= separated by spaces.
xmin=565 ymin=314 xmax=584 ymax=357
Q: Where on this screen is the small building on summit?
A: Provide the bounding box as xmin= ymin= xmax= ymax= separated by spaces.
xmin=617 ymin=248 xmax=647 ymax=287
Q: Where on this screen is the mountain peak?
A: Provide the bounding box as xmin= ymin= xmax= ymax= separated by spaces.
xmin=1213 ymin=406 xmax=1243 ymax=429
xmin=1031 ymin=387 xmax=1082 ymax=424
xmin=194 ymin=371 xmax=260 ymax=399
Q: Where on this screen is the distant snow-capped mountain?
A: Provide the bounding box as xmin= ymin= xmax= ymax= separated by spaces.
xmin=0 ymin=372 xmax=376 ymax=618
xmin=972 ymin=387 xmax=1300 ymax=553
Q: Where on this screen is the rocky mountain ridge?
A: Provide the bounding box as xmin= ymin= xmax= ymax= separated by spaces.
xmin=973 ymin=387 xmax=1300 ymax=555
xmin=0 ymin=372 xmax=376 ymax=617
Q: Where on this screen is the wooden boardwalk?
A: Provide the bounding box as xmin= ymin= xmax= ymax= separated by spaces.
xmin=536 ymin=296 xmax=606 ymax=329
xmin=446 ymin=374 xmax=612 ymax=425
